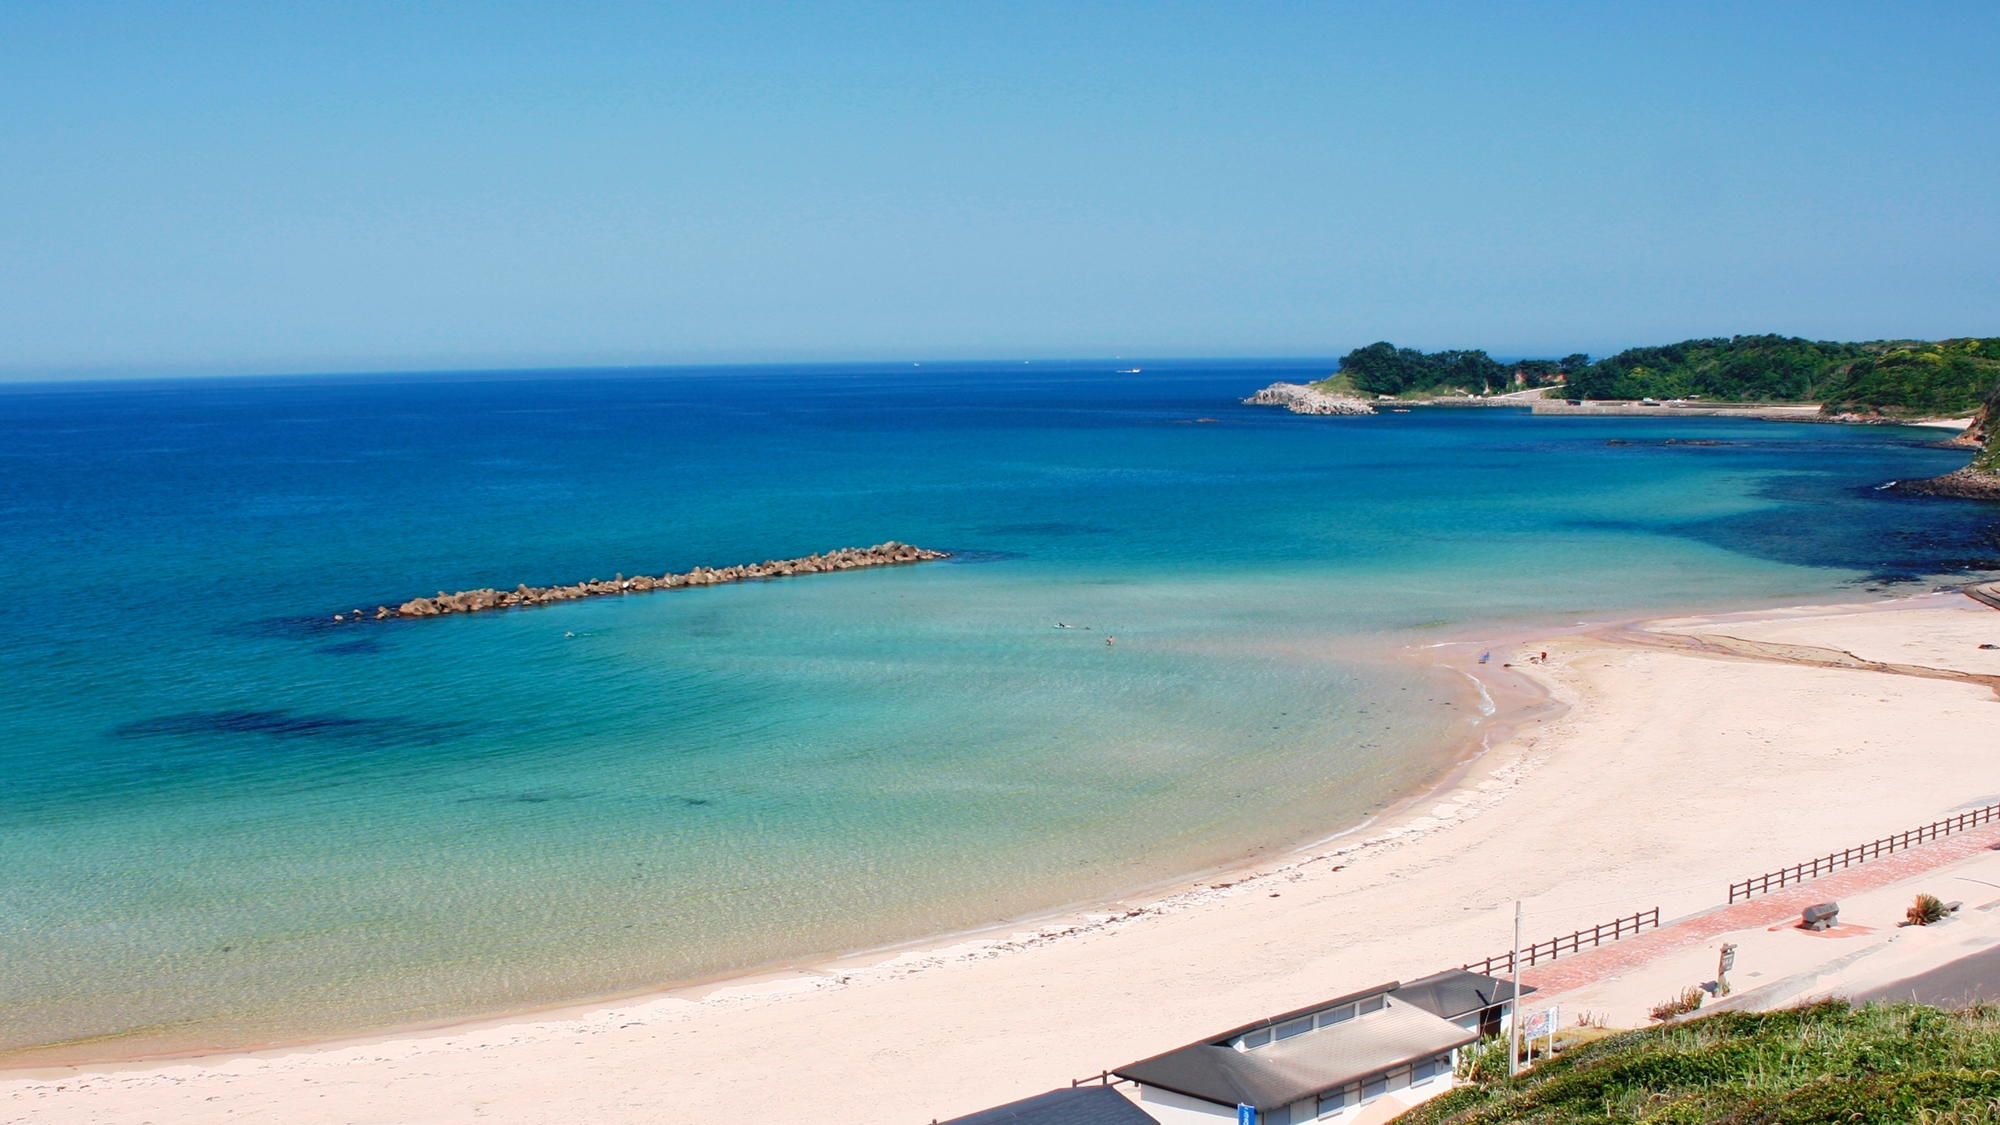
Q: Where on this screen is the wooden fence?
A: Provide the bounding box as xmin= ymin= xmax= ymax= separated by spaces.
xmin=1728 ymin=801 xmax=2000 ymax=903
xmin=1462 ymin=907 xmax=1660 ymax=976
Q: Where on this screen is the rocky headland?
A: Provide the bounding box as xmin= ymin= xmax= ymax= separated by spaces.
xmin=1243 ymin=382 xmax=1376 ymax=415
xmin=1886 ymin=394 xmax=2000 ymax=498
xmin=1887 ymin=467 xmax=2000 ymax=500
xmin=346 ymin=542 xmax=949 ymax=622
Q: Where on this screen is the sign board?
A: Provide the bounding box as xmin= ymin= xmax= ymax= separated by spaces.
xmin=1238 ymin=1104 xmax=1256 ymax=1125
xmin=1520 ymin=1007 xmax=1557 ymax=1039
xmin=1719 ymin=943 xmax=1737 ymax=973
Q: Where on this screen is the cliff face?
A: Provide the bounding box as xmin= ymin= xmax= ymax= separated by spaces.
xmin=1243 ymin=382 xmax=1376 ymax=415
xmin=1974 ymin=393 xmax=2000 ymax=473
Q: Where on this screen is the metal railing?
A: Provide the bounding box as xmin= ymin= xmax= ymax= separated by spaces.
xmin=1728 ymin=801 xmax=2000 ymax=903
xmin=1463 ymin=908 xmax=1660 ymax=975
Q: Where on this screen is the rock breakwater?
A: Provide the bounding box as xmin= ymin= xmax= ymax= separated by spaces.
xmin=1243 ymin=383 xmax=1376 ymax=415
xmin=352 ymin=542 xmax=949 ymax=621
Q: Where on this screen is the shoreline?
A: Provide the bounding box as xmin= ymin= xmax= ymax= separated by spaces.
xmin=5 ymin=583 xmax=1951 ymax=1077
xmin=0 ymin=620 xmax=1556 ymax=1075
xmin=16 ymin=588 xmax=2000 ymax=1121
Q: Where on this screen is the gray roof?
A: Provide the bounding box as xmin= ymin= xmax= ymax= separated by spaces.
xmin=1114 ymin=997 xmax=1476 ymax=1111
xmin=1393 ymin=969 xmax=1530 ymax=1021
xmin=938 ymin=1086 xmax=1159 ymax=1125
xmin=1203 ymin=981 xmax=1404 ymax=1045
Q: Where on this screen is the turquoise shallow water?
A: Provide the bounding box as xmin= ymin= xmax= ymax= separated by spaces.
xmin=1 ymin=364 xmax=1993 ymax=1061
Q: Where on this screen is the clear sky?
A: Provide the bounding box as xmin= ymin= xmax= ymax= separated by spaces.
xmin=3 ymin=2 xmax=1996 ymax=379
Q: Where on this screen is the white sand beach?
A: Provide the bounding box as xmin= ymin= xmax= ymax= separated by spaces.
xmin=10 ymin=591 xmax=2000 ymax=1124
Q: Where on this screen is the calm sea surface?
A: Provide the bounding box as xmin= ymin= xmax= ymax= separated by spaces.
xmin=2 ymin=363 xmax=1993 ymax=1060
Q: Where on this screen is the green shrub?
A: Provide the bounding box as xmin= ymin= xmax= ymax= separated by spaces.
xmin=1456 ymin=1036 xmax=1514 ymax=1084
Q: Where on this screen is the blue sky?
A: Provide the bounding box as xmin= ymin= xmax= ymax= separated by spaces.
xmin=3 ymin=2 xmax=1996 ymax=378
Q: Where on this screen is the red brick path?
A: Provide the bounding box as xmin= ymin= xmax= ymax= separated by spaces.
xmin=1518 ymin=822 xmax=2000 ymax=997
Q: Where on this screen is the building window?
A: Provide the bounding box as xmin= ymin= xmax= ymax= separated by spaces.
xmin=1361 ymin=1077 xmax=1386 ymax=1102
xmin=1239 ymin=1029 xmax=1271 ymax=1050
xmin=1413 ymin=1054 xmax=1451 ymax=1083
xmin=1358 ymin=995 xmax=1386 ymax=1015
xmin=1319 ymin=1004 xmax=1355 ymax=1027
xmin=1276 ymin=1016 xmax=1313 ymax=1041
xmin=1318 ymin=1085 xmax=1354 ymax=1117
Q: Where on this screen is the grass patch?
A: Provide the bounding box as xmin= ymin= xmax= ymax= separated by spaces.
xmin=1308 ymin=372 xmax=1364 ymax=397
xmin=1648 ymin=986 xmax=1707 ymax=1023
xmin=1401 ymin=1001 xmax=2000 ymax=1125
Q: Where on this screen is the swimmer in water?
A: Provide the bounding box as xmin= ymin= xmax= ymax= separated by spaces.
xmin=1106 ymin=635 xmax=1115 ymax=646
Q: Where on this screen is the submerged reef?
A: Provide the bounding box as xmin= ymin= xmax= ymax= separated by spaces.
xmin=350 ymin=542 xmax=949 ymax=621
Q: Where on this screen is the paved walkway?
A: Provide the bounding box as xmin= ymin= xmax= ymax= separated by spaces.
xmin=1515 ymin=821 xmax=2000 ymax=1016
xmin=1849 ymin=943 xmax=2000 ymax=1007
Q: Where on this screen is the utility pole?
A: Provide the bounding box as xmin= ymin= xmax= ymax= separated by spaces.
xmin=1509 ymin=901 xmax=1524 ymax=1077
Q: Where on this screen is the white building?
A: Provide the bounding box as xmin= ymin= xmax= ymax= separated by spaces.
xmin=1112 ymin=972 xmax=1524 ymax=1125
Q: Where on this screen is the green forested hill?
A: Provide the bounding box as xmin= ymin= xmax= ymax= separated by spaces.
xmin=1564 ymin=335 xmax=1871 ymax=403
xmin=1327 ymin=336 xmax=2000 ymax=416
xmin=1821 ymin=339 xmax=2000 ymax=414
xmin=1403 ymin=1001 xmax=2000 ymax=1125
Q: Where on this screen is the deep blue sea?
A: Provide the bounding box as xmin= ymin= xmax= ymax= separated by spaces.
xmin=2 ymin=362 xmax=1993 ymax=1061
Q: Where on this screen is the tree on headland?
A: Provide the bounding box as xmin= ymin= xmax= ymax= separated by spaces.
xmin=1558 ymin=335 xmax=1861 ymax=402
xmin=1338 ymin=342 xmax=1437 ymax=396
xmin=1336 ymin=335 xmax=2000 ymax=419
xmin=1336 ymin=342 xmax=1525 ymax=396
xmin=1825 ymin=338 xmax=2000 ymax=416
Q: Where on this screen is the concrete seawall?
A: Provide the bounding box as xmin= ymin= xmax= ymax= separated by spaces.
xmin=1529 ymin=401 xmax=1823 ymax=420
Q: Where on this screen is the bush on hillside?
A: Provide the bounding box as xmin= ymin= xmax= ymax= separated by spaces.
xmin=1400 ymin=1001 xmax=2000 ymax=1125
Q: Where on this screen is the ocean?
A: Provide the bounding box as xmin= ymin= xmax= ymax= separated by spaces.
xmin=1 ymin=362 xmax=1991 ymax=1062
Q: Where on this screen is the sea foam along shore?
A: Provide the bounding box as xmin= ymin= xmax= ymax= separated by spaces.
xmin=365 ymin=541 xmax=947 ymax=620
xmin=14 ymin=593 xmax=2000 ymax=1125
